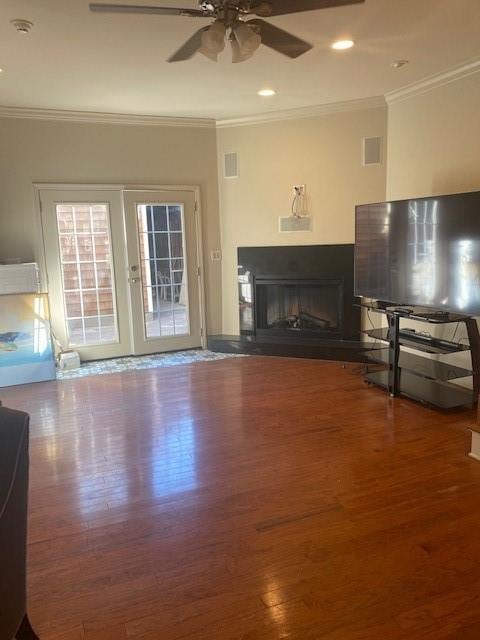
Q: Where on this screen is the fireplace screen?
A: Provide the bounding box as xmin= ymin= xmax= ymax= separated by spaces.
xmin=255 ymin=279 xmax=342 ymax=335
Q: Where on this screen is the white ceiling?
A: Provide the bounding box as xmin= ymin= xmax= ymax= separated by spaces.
xmin=0 ymin=0 xmax=480 ymax=120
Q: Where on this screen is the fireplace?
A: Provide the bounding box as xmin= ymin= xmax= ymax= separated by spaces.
xmin=255 ymin=279 xmax=343 ymax=338
xmin=238 ymin=245 xmax=360 ymax=343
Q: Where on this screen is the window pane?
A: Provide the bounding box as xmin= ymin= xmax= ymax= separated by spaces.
xmin=136 ymin=202 xmax=190 ymax=338
xmin=92 ymin=205 xmax=109 ymax=232
xmin=151 ymin=260 xmax=170 ymax=286
xmin=174 ymin=308 xmax=188 ymax=334
xmin=100 ymin=315 xmax=116 ymax=341
xmin=65 ymin=292 xmax=82 ymax=317
xmin=57 ymin=206 xmax=75 ymax=233
xmin=158 ymin=285 xmax=172 ymax=304
xmin=168 ymin=206 xmax=182 ymax=231
xmin=142 ymin=286 xmax=160 ymax=338
xmin=172 ymin=271 xmax=184 ymax=285
xmin=73 ymin=207 xmax=92 ymax=233
xmin=171 ymin=258 xmax=184 ymax=272
xmin=84 ymin=317 xmax=101 ymax=343
xmin=94 ymin=234 xmax=111 ymax=260
xmin=62 ymin=263 xmax=80 ymax=290
xmin=67 ymin=319 xmax=84 ymax=345
xmin=77 ymin=235 xmax=94 ymax=262
xmin=152 ymin=206 xmax=168 ymax=232
xmin=59 ymin=234 xmax=76 ymax=262
xmin=79 ymin=263 xmax=96 ymax=289
xmin=160 ymin=306 xmax=175 ymax=337
xmin=82 ymin=291 xmax=98 ymax=317
xmin=56 ymin=203 xmax=118 ymax=346
xmin=98 ymin=290 xmax=114 ymax=315
xmin=96 ymin=263 xmax=112 ymax=288
xmin=154 ymin=234 xmax=170 ymax=259
xmin=169 ymin=233 xmax=183 ymax=258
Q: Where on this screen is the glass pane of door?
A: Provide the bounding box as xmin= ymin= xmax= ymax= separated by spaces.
xmin=137 ymin=204 xmax=190 ymax=339
xmin=56 ymin=203 xmax=118 ymax=346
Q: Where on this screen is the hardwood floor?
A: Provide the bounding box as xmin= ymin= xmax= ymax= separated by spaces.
xmin=2 ymin=356 xmax=480 ymax=639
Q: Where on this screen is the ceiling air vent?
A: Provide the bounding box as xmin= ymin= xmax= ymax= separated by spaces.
xmin=363 ymin=137 xmax=383 ymax=166
xmin=224 ymin=152 xmax=238 ymax=179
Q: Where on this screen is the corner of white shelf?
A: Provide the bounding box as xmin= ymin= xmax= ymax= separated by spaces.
xmin=469 ymin=428 xmax=480 ymax=460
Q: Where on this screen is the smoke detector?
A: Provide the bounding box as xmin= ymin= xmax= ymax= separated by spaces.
xmin=11 ymin=19 xmax=34 ymax=34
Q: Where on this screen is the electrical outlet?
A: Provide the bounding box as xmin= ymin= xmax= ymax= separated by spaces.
xmin=211 ymin=249 xmax=222 ymax=262
xmin=293 ymin=184 xmax=306 ymax=196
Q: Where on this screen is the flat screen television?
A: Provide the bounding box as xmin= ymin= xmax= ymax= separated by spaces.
xmin=355 ymin=190 xmax=480 ymax=314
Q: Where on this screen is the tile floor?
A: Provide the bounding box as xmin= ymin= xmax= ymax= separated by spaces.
xmin=56 ymin=349 xmax=246 ymax=380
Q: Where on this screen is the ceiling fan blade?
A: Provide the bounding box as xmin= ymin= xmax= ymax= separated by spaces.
xmin=89 ymin=3 xmax=209 ymax=17
xmin=249 ymin=0 xmax=365 ymax=17
xmin=167 ymin=27 xmax=209 ymax=62
xmin=247 ymin=19 xmax=312 ymax=58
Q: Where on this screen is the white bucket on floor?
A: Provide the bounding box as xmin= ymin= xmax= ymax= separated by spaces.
xmin=58 ymin=351 xmax=81 ymax=370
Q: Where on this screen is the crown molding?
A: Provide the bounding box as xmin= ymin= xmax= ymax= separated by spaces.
xmin=1 ymin=57 xmax=479 ymax=127
xmin=0 ymin=97 xmax=387 ymax=130
xmin=0 ymin=105 xmax=216 ymax=128
xmin=386 ymin=57 xmax=480 ymax=105
xmin=216 ymin=96 xmax=387 ymax=128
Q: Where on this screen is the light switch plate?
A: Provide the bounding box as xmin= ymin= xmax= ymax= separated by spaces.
xmin=211 ymin=250 xmax=222 ymax=262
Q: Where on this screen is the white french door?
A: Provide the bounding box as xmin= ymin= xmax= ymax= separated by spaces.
xmin=123 ymin=190 xmax=203 ymax=354
xmin=40 ymin=189 xmax=131 ymax=360
xmin=39 ymin=186 xmax=204 ymax=360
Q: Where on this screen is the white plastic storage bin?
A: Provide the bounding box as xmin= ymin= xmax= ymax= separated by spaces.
xmin=0 ymin=263 xmax=40 ymax=294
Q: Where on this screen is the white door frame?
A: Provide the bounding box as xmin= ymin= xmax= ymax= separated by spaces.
xmin=34 ymin=183 xmax=207 ymax=352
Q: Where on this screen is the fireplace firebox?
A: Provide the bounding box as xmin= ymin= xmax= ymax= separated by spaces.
xmin=255 ymin=279 xmax=343 ymax=338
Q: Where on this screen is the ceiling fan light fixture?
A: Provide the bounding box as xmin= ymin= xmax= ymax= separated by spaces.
xmin=331 ymin=39 xmax=355 ymax=50
xmin=230 ymin=37 xmax=251 ymax=63
xmin=199 ymin=20 xmax=226 ymax=61
xmin=233 ymin=22 xmax=262 ymax=58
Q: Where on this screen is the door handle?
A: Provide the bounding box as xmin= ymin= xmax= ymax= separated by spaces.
xmin=128 ymin=264 xmax=140 ymax=284
xmin=129 ymin=265 xmax=139 ymax=283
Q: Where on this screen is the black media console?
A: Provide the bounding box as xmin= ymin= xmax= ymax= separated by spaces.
xmin=362 ymin=302 xmax=480 ymax=409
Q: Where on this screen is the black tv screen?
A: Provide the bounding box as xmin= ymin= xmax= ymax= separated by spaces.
xmin=355 ymin=191 xmax=480 ymax=314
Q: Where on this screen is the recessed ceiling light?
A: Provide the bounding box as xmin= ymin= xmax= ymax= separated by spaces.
xmin=258 ymin=88 xmax=276 ymax=97
xmin=331 ymin=39 xmax=355 ymax=50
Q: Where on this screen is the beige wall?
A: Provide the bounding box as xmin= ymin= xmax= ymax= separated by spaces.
xmin=217 ymin=106 xmax=388 ymax=334
xmin=387 ymin=73 xmax=480 ymax=200
xmin=386 ymin=72 xmax=480 ymax=365
xmin=0 ymin=117 xmax=222 ymax=333
xmin=6 ymin=75 xmax=477 ymax=343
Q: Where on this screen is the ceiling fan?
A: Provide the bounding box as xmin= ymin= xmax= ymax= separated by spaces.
xmin=89 ymin=1 xmax=364 ymax=63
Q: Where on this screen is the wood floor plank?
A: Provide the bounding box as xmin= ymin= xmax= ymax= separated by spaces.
xmin=1 ymin=356 xmax=480 ymax=639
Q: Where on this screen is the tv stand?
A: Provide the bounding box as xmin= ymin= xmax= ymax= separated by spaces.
xmin=360 ymin=302 xmax=480 ymax=409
